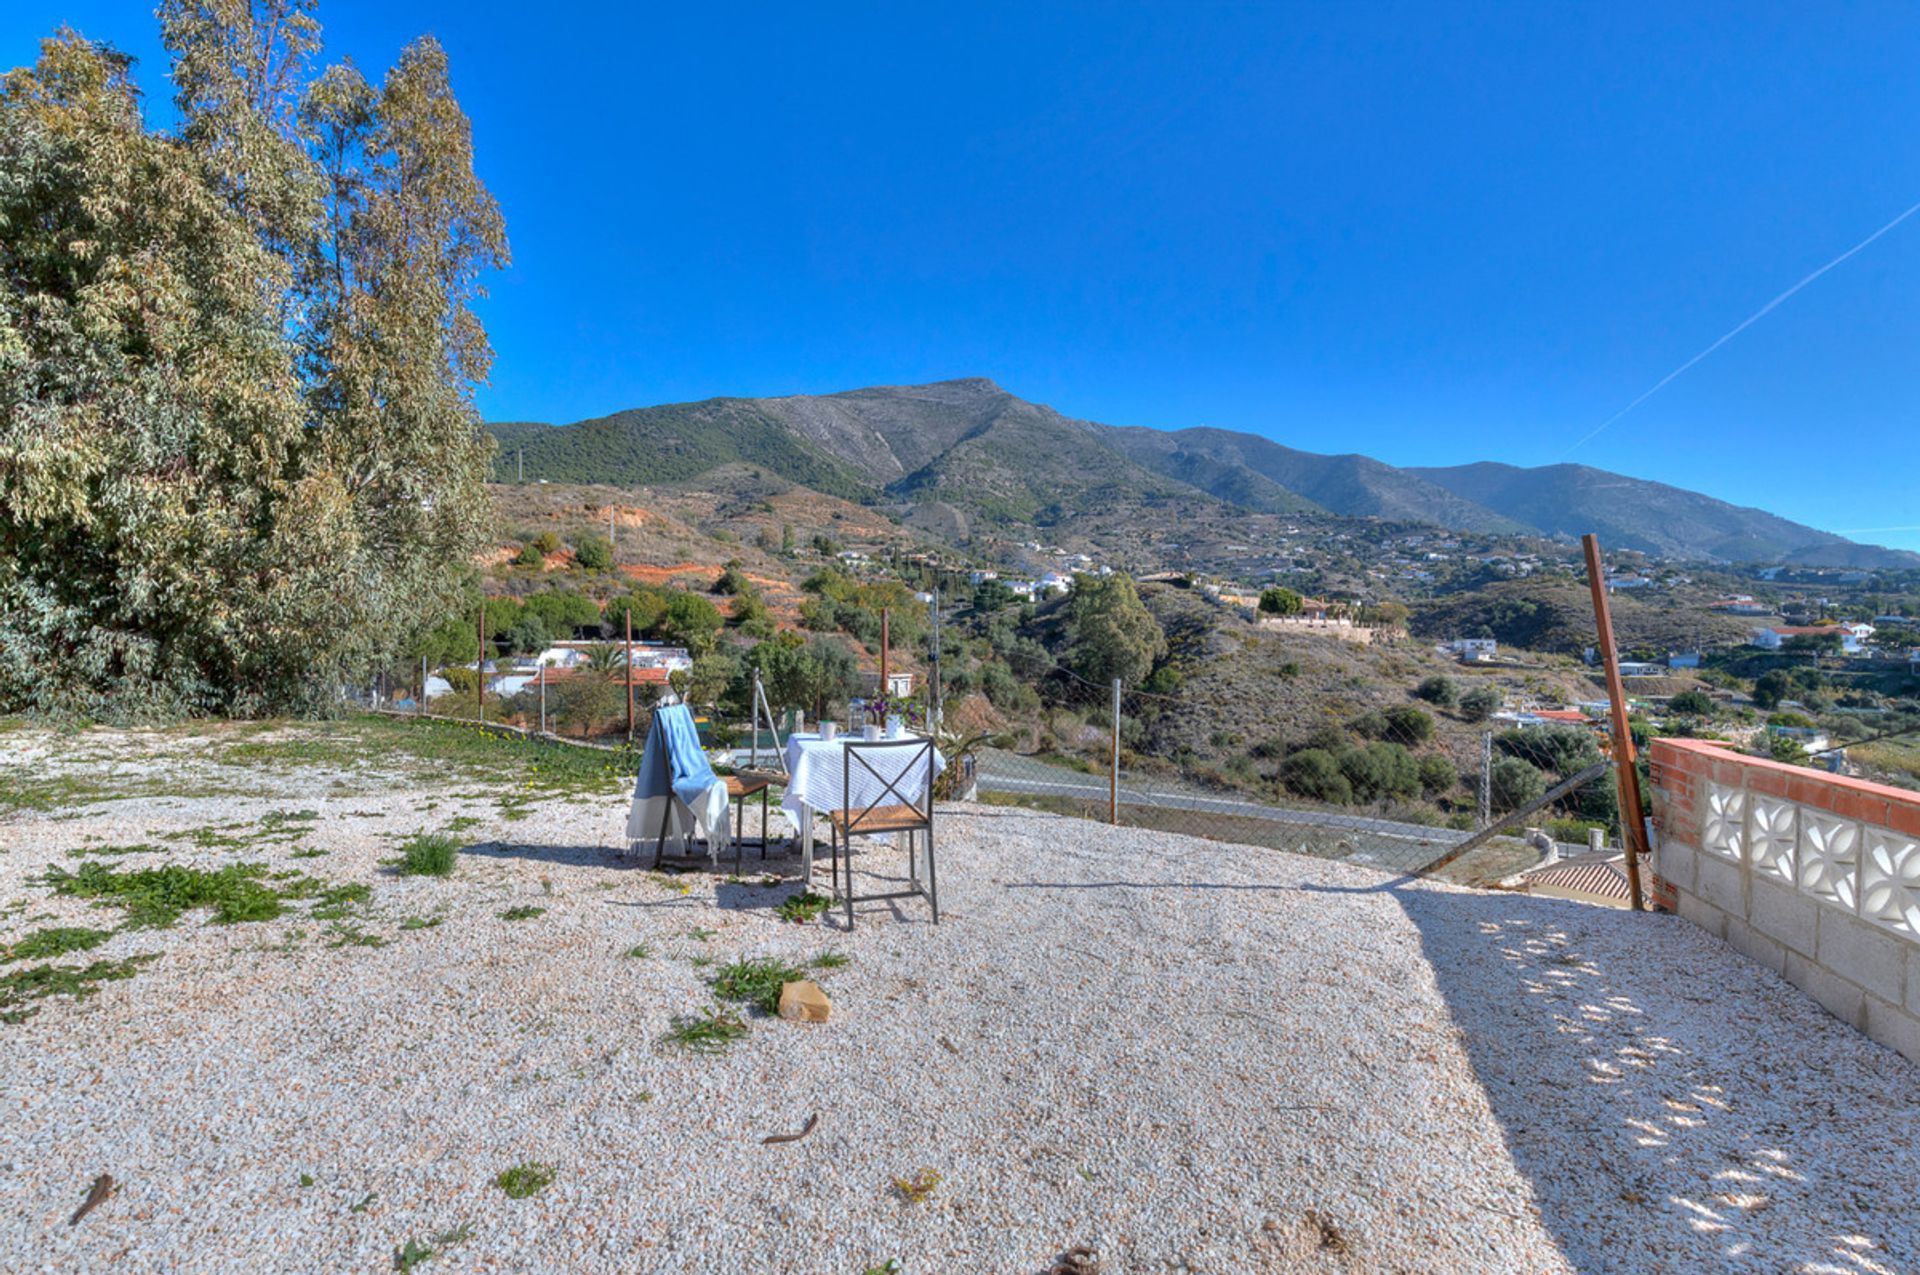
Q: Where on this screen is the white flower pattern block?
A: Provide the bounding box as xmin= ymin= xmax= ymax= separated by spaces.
xmin=1748 ymin=796 xmax=1796 ymax=883
xmin=1797 ymin=812 xmax=1858 ymax=908
xmin=1861 ymin=830 xmax=1920 ymax=937
xmin=1703 ymin=784 xmax=1746 ymax=862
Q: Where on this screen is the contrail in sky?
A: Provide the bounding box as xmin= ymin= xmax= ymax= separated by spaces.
xmin=1565 ymin=199 xmax=1920 ymax=455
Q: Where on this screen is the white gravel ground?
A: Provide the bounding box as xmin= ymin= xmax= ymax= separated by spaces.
xmin=1 ymin=722 xmax=1917 ymax=1274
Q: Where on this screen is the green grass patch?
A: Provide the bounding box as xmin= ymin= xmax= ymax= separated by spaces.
xmin=4 ymin=926 xmax=115 ymax=961
xmin=711 ymin=957 xmax=811 ymax=1015
xmin=775 ymin=891 xmax=832 ymax=924
xmin=494 ymin=1161 xmax=556 ymax=1199
xmin=0 ymin=956 xmax=153 ymax=1023
xmin=498 ymin=905 xmax=545 ymax=921
xmin=662 ymin=1006 xmax=748 ymax=1054
xmin=622 ymin=943 xmax=652 ymax=959
xmin=400 ymin=915 xmax=443 ymax=931
xmin=810 ymin=950 xmax=850 ymax=970
xmin=395 ymin=834 xmax=459 ymax=877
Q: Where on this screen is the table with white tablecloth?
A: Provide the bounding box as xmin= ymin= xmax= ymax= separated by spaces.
xmin=781 ymin=732 xmax=944 ymax=884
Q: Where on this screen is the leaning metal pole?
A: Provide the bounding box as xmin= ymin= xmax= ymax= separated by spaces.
xmin=1582 ymin=533 xmax=1650 ymax=912
xmin=1110 ymin=677 xmax=1121 ymax=825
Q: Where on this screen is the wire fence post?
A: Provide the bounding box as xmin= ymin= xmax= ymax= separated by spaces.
xmin=1110 ymin=677 xmax=1121 ymax=825
xmin=1583 ymin=533 xmax=1650 ymax=911
xmin=1479 ymin=730 xmax=1492 ymax=829
xmin=476 ymin=604 xmax=486 ymax=724
xmin=418 ymin=656 xmax=426 ymax=717
xmin=538 ymin=666 xmax=547 ymax=736
xmin=625 ymin=610 xmax=635 ymax=743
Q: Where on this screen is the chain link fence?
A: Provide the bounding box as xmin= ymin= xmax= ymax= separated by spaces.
xmin=355 ymin=643 xmax=1627 ymax=887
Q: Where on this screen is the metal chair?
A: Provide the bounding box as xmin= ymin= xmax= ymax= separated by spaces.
xmin=826 ymin=738 xmax=937 ymax=928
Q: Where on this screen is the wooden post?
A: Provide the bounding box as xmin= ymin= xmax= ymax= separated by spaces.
xmin=625 ymin=610 xmax=635 ymax=743
xmin=1583 ymin=533 xmax=1649 ymax=912
xmin=879 ymin=606 xmax=890 ymax=723
xmin=477 ymin=604 xmax=486 ymax=723
xmin=1110 ymin=677 xmax=1121 ymax=825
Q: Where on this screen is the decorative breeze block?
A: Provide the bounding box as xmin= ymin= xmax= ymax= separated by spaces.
xmin=1703 ymin=784 xmax=1746 ymax=862
xmin=1749 ymin=796 xmax=1797 ymax=884
xmin=1861 ymin=830 xmax=1920 ymax=938
xmin=1797 ymin=812 xmax=1859 ymax=908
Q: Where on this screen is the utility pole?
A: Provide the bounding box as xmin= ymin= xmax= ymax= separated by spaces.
xmin=476 ymin=604 xmax=486 ymax=724
xmin=1583 ymin=533 xmax=1649 ymax=912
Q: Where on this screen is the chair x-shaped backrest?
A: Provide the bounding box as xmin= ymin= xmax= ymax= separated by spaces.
xmin=840 ymin=738 xmax=934 ymax=834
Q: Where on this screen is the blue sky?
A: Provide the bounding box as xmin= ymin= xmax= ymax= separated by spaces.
xmin=10 ymin=2 xmax=1920 ymax=550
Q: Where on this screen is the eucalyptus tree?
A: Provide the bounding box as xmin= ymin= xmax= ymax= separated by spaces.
xmin=0 ymin=3 xmax=507 ymax=717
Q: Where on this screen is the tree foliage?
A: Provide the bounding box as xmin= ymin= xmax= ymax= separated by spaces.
xmin=0 ymin=7 xmax=505 ymax=717
xmin=1065 ymin=574 xmax=1167 ymax=688
xmin=1257 ymin=587 xmax=1303 ymax=616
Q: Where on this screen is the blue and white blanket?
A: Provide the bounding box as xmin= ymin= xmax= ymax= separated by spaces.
xmin=625 ymin=704 xmax=730 ymax=861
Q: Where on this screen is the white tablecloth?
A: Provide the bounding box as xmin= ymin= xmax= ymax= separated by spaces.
xmin=781 ymin=732 xmax=944 ymax=883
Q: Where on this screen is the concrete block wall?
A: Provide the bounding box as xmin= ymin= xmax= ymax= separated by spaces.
xmin=1648 ymin=738 xmax=1920 ymax=1066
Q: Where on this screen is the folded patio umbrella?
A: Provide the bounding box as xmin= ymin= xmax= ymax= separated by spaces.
xmin=625 ymin=704 xmax=731 ymax=861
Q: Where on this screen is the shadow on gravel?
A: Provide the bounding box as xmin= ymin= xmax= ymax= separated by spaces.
xmin=1381 ymin=882 xmax=1917 ymax=1274
xmin=459 ymin=841 xmax=645 ymax=869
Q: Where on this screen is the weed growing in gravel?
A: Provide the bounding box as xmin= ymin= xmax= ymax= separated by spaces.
xmin=444 ymin=816 xmax=480 ymax=833
xmin=891 ymin=1168 xmax=941 ymax=1205
xmin=290 ymin=847 xmax=329 ymax=859
xmin=775 ymin=892 xmax=831 ymax=924
xmin=348 ymin=1192 xmax=378 ymax=1214
xmin=400 ymin=915 xmax=443 ymax=931
xmin=41 ymin=861 xmax=287 ymax=928
xmin=495 ymin=1161 xmax=556 ymax=1199
xmin=498 ymin=905 xmax=545 ymax=921
xmin=687 ymin=954 xmax=715 ymax=968
xmin=686 ymin=926 xmax=717 ymax=941
xmin=712 ymin=957 xmax=811 ymax=1015
xmin=298 ymin=1173 xmax=314 ymax=1187
xmin=623 ymin=944 xmax=652 ymax=959
xmin=308 ymin=882 xmax=372 ymax=920
xmin=64 ymin=843 xmax=162 ymax=858
xmin=662 ymin=1006 xmax=748 ymax=1054
xmin=810 ymin=951 xmax=850 ymax=970
xmin=0 ymin=956 xmax=154 ymax=1023
xmin=393 ymin=1238 xmax=434 ymax=1271
xmin=4 ymin=926 xmax=114 ymax=961
xmin=324 ymin=923 xmax=386 ymax=949
xmin=861 ymin=1262 xmax=901 ymax=1275
xmin=395 ymin=834 xmax=459 ymax=877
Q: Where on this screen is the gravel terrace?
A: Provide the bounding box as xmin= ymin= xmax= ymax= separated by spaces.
xmin=1 ymin=719 xmax=1916 ymax=1274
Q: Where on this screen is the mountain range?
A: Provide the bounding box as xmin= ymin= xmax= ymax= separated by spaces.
xmin=488 ymin=378 xmax=1916 ymax=569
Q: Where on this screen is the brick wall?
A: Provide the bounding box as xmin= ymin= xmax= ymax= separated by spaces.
xmin=1647 ymin=738 xmax=1920 ymax=1065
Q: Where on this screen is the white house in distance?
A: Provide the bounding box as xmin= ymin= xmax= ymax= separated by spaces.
xmin=1441 ymin=638 xmax=1498 ymax=662
xmin=1751 ymin=624 xmax=1871 ymax=654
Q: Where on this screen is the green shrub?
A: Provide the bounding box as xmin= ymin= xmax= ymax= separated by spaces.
xmin=1281 ymin=749 xmax=1352 ymax=804
xmin=1459 ymin=686 xmax=1500 ymax=722
xmin=1417 ymin=754 xmax=1458 ymax=795
xmin=1489 ymin=756 xmax=1547 ymax=813
xmin=397 ymin=833 xmax=460 ymax=877
xmin=1415 ymin=676 xmax=1457 ymax=707
xmin=1382 ymin=705 xmax=1434 ymax=743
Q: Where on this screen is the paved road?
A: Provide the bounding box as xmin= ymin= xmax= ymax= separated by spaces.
xmin=975 ymin=749 xmax=1470 ymax=851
